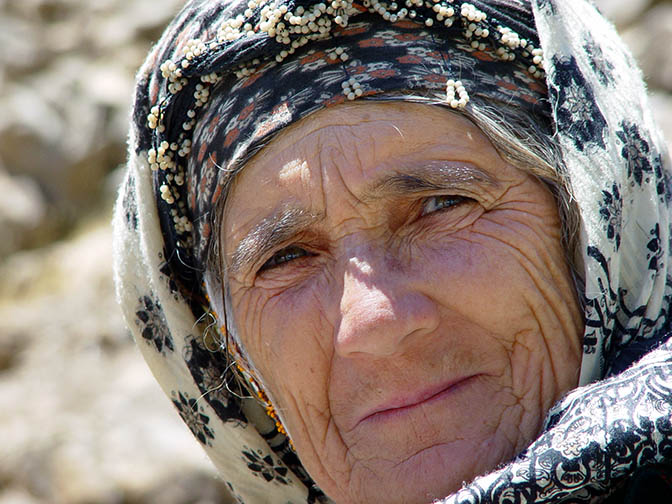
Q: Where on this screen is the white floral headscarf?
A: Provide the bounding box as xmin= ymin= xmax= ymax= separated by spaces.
xmin=114 ymin=0 xmax=672 ymax=502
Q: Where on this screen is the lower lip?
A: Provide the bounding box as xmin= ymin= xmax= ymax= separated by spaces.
xmin=359 ymin=376 xmax=480 ymax=425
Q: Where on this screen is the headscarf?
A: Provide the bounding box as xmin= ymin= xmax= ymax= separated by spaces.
xmin=113 ymin=0 xmax=672 ymax=502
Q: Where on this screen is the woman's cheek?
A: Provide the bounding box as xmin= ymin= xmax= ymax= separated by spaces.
xmin=231 ymin=286 xmax=276 ymax=360
xmin=415 ymin=220 xmax=541 ymax=341
xmin=255 ymin=278 xmax=340 ymax=457
xmin=239 ymin=272 xmax=337 ymax=398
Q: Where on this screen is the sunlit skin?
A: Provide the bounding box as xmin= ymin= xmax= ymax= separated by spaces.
xmin=221 ymin=102 xmax=584 ymax=503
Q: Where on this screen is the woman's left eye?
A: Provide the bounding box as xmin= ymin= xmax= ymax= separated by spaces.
xmin=259 ymin=245 xmax=312 ymax=273
xmin=420 ymin=195 xmax=466 ymax=216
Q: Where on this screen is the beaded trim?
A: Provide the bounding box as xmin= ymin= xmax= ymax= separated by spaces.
xmin=226 ymin=336 xmax=293 ymax=441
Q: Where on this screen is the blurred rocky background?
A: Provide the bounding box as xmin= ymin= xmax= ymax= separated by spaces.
xmin=0 ymin=1 xmax=232 ymax=503
xmin=0 ymin=0 xmax=670 ymax=503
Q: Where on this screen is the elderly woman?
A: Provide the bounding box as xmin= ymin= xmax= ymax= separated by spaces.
xmin=114 ymin=0 xmax=672 ymax=502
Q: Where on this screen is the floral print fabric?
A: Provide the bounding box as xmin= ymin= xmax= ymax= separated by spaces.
xmin=113 ymin=0 xmax=672 ymax=502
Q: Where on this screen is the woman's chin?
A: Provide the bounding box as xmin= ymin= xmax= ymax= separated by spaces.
xmin=328 ymin=440 xmax=510 ymax=504
xmin=302 ymin=375 xmax=534 ymax=503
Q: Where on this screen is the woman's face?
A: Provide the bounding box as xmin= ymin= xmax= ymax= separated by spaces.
xmin=222 ymin=102 xmax=583 ymax=503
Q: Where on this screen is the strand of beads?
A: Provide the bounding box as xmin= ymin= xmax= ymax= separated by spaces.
xmin=328 ymin=46 xmax=350 ymax=62
xmin=234 ymin=60 xmax=260 ymax=78
xmin=445 ymin=79 xmax=469 ymax=109
xmin=432 ymin=1 xmax=455 ymax=27
xmin=147 ymin=141 xmax=178 ymax=172
xmin=529 ymin=48 xmax=544 ymax=79
xmin=232 ymin=357 xmax=293 ymax=441
xmin=461 ymin=3 xmax=488 ymax=50
xmin=182 ymin=38 xmax=207 ymax=70
xmin=342 ymin=77 xmax=364 ymax=100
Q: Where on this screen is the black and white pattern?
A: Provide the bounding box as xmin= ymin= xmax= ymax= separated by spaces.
xmin=113 ymin=0 xmax=672 ymax=502
xmin=135 ymin=295 xmax=174 ymax=354
xmin=549 ymin=55 xmax=607 ymax=152
xmin=599 ymin=183 xmax=622 ymax=250
xmin=172 ymin=390 xmax=215 ymax=446
xmin=241 ymin=447 xmax=291 ymax=485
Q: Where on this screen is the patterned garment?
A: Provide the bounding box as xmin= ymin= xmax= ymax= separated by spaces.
xmin=113 ymin=0 xmax=672 ymax=502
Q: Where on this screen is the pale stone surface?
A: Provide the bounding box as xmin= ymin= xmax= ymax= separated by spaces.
xmin=622 ymin=5 xmax=672 ymax=92
xmin=593 ymin=0 xmax=652 ymax=28
xmin=0 ymin=169 xmax=46 ymax=257
xmin=0 ymin=0 xmax=186 ymax=254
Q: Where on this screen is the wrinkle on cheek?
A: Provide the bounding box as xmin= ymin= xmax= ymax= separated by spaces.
xmin=509 ymin=330 xmax=545 ymax=405
xmin=233 ymin=282 xmax=294 ymax=364
xmin=479 ymin=377 xmax=534 ymax=455
xmin=282 ymin=394 xmax=352 ymax=496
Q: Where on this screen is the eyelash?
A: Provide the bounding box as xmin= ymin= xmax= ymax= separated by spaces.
xmin=258 ymin=195 xmax=467 ymax=273
xmin=259 ymin=245 xmax=313 ymax=272
xmin=419 ymin=194 xmax=466 ymax=217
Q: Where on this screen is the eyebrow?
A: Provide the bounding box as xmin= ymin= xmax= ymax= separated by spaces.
xmin=362 ymin=161 xmax=498 ymax=201
xmin=227 ymin=162 xmax=497 ymax=275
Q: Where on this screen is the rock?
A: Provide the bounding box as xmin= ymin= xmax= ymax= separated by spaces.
xmin=0 ymin=487 xmax=42 ymax=504
xmin=0 ymin=0 xmax=185 ymax=251
xmin=592 ymin=0 xmax=652 ymax=28
xmin=622 ymin=5 xmax=672 ymax=93
xmin=0 ymin=169 xmax=47 ymax=257
xmin=0 ymin=13 xmax=43 ymax=74
xmin=649 ymin=91 xmax=672 ymax=154
xmin=0 ymin=62 xmax=122 ymax=198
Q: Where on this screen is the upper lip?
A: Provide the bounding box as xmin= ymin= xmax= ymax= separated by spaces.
xmin=356 ymin=375 xmax=477 ymax=425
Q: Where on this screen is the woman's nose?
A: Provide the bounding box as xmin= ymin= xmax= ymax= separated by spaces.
xmin=334 ymin=253 xmax=440 ymax=358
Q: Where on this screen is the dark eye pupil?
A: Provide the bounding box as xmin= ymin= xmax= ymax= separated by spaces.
xmin=422 ymin=195 xmax=464 ymax=216
xmin=436 ymin=196 xmax=460 ymax=208
xmin=260 ymin=246 xmax=307 ymax=271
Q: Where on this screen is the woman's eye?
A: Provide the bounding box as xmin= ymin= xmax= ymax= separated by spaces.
xmin=420 ymin=195 xmax=466 ymax=217
xmin=259 ymin=245 xmax=311 ymax=272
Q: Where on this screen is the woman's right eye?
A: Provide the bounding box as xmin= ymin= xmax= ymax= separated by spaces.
xmin=419 ymin=194 xmax=467 ymax=217
xmin=259 ymin=245 xmax=311 ymax=272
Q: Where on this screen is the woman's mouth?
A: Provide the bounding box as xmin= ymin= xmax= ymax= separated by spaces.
xmin=357 ymin=374 xmax=480 ymax=426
